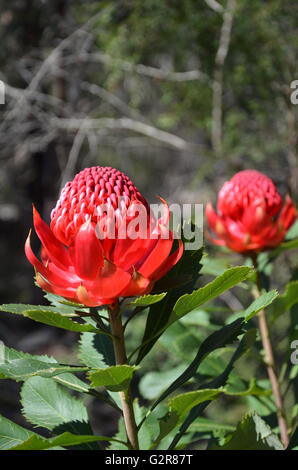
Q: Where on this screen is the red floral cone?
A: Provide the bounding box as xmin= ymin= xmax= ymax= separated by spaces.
xmin=26 ymin=166 xmax=183 ymax=306
xmin=206 ymin=170 xmax=297 ymax=254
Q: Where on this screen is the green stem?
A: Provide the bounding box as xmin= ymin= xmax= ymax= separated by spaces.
xmin=88 ymin=389 xmax=123 ymax=414
xmin=108 ymin=302 xmax=139 ymax=450
xmin=251 ymin=254 xmax=289 ymax=448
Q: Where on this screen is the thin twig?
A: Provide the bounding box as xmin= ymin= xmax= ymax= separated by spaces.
xmin=80 ymin=81 xmax=144 ymax=120
xmin=67 ymin=52 xmax=210 ymax=83
xmin=51 ymin=117 xmax=195 ymax=151
xmin=0 ymin=11 xmax=107 ymax=128
xmin=59 ymin=129 xmax=85 ymax=191
xmin=204 ymin=0 xmax=225 ymax=14
xmin=211 ymin=0 xmax=236 ymax=157
xmin=251 ymin=254 xmax=289 ymax=448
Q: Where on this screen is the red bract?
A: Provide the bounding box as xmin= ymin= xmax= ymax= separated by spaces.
xmin=206 ymin=170 xmax=297 ymax=254
xmin=25 ymin=167 xmax=183 ymax=306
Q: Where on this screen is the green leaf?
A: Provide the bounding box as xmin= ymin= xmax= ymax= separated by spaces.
xmin=136 ymin=247 xmax=203 ymax=364
xmin=225 ymin=378 xmax=270 ymax=397
xmin=269 ymin=238 xmax=298 ymax=260
xmin=282 ymin=281 xmax=298 ymax=310
xmin=200 ymin=256 xmax=231 ymax=276
xmin=0 ymin=304 xmax=72 ymax=315
xmin=288 ymin=425 xmax=298 ymax=450
xmin=151 ymin=318 xmax=244 ymax=410
xmin=152 ymin=389 xmax=221 ymax=448
xmin=109 ymin=401 xmax=160 ymax=450
xmin=272 ymin=281 xmax=298 ymax=322
xmin=78 ymin=333 xmax=108 ymax=368
xmin=78 ymin=333 xmax=120 ymax=408
xmin=159 ymin=320 xmax=206 ymax=362
xmin=52 ymin=373 xmax=90 ymax=393
xmin=209 ymin=413 xmax=284 ymax=450
xmin=0 ymin=415 xmax=36 ymax=450
xmin=0 ymin=344 xmax=65 ymax=366
xmin=188 ymin=417 xmax=235 ymax=434
xmin=8 ymin=432 xmax=127 ymax=451
xmin=108 ymin=418 xmax=127 ymax=450
xmin=0 ymin=344 xmax=90 ymax=392
xmin=152 ymin=412 xmax=181 ymax=448
xmin=179 ymin=308 xmax=214 ymax=328
xmin=21 ymin=376 xmax=88 ymax=430
xmin=93 ymin=333 xmax=115 ymax=366
xmin=286 ymin=220 xmax=298 ymax=239
xmin=78 ymin=332 xmax=115 ymax=370
xmin=197 ymin=352 xmax=228 ymax=378
xmin=244 ymin=290 xmax=279 ymax=321
xmin=52 ymin=421 xmax=99 ymax=450
xmin=44 ymin=292 xmax=88 ymax=312
xmin=129 ymin=293 xmax=167 ymax=307
xmin=88 ymin=365 xmax=139 ymax=392
xmin=246 ymin=395 xmax=276 ymax=417
xmin=139 ymin=365 xmax=187 ymax=400
xmin=155 ymin=384 xmax=264 ymax=449
xmin=168 ymin=329 xmax=256 ymax=449
xmin=169 ymin=389 xmax=221 ymax=420
xmin=0 ymin=304 xmax=103 ymax=333
xmin=0 ymin=358 xmax=88 ymax=382
xmin=171 ymin=266 xmax=253 ymax=321
xmin=0 ymin=304 xmax=107 ymax=334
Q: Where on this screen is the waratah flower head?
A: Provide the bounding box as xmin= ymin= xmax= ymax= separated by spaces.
xmin=25 ymin=166 xmax=183 ymax=307
xmin=50 ymin=166 xmax=149 ymax=246
xmin=206 ymin=170 xmax=297 ymax=254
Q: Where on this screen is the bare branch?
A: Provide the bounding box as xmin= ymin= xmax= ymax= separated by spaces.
xmin=204 ymin=0 xmax=224 ymax=14
xmin=215 ymin=0 xmax=236 ymax=67
xmin=0 ymin=10 xmax=108 ymax=128
xmin=221 ymin=290 xmax=244 ymax=312
xmin=80 ymin=81 xmax=143 ymax=120
xmin=59 ymin=130 xmax=86 ymax=190
xmin=211 ymin=0 xmax=237 ymax=157
xmin=68 ymin=52 xmax=210 ymax=83
xmin=51 ymin=117 xmax=196 ymax=151
xmin=4 ymin=82 xmax=67 ymax=109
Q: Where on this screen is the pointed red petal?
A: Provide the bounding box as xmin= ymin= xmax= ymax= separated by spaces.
xmin=112 ymin=236 xmax=154 ymax=271
xmin=25 ymin=232 xmax=80 ymax=288
xmin=73 ymin=220 xmax=104 ymax=280
xmin=206 ymin=202 xmax=227 ymax=238
xmin=76 ymin=285 xmax=115 ymax=307
xmin=119 ymin=271 xmax=153 ymax=297
xmin=85 ymin=260 xmax=131 ymax=299
xmin=157 ymin=197 xmax=170 ymax=226
xmin=35 ymin=273 xmax=77 ymax=300
xmin=241 ymin=203 xmax=269 ymax=233
xmin=138 ymin=237 xmax=173 ymax=279
xmin=33 ymin=206 xmax=71 ymax=269
xmin=279 ymin=195 xmax=297 ymax=231
xmin=153 ymin=239 xmax=184 ymax=281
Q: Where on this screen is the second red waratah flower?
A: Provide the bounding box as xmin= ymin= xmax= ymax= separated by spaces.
xmin=25 ymin=166 xmax=183 ymax=306
xmin=206 ymin=170 xmax=297 ymax=253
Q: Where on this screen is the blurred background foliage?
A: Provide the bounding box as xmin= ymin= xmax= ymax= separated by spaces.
xmin=0 ymin=0 xmax=297 ymax=443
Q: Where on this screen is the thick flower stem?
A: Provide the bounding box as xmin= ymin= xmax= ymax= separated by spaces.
xmin=251 ymin=254 xmax=289 ymax=448
xmin=108 ymin=302 xmax=139 ymax=450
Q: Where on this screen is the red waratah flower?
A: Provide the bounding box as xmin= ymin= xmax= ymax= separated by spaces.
xmin=206 ymin=170 xmax=297 ymax=254
xmin=25 ymin=166 xmax=183 ymax=307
